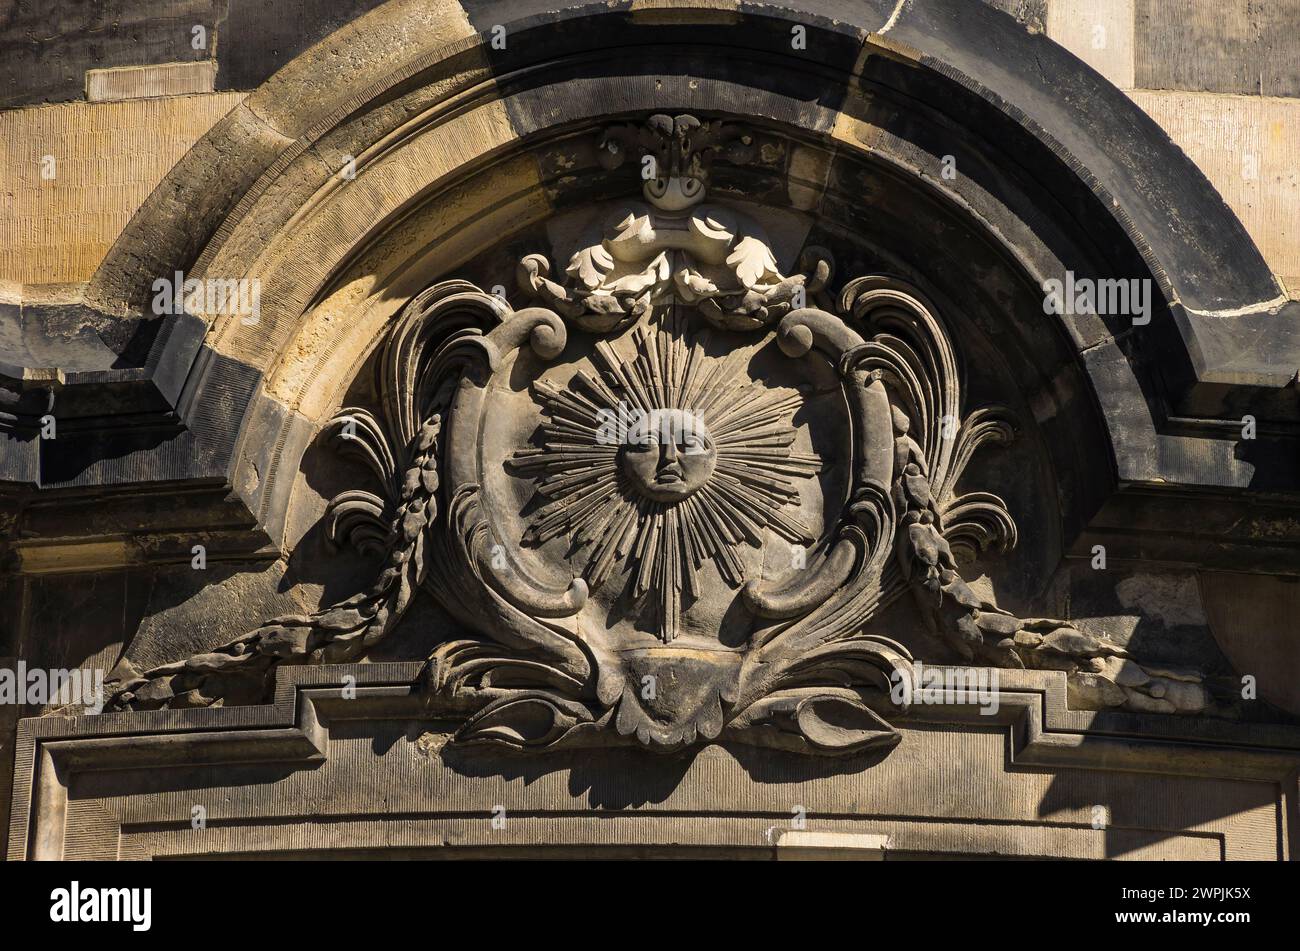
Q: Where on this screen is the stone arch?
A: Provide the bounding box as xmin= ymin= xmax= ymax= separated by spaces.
xmin=78 ymin=0 xmax=1296 ymax=560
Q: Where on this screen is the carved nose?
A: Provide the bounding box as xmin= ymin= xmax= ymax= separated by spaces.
xmin=657 ymin=441 xmax=684 ymax=480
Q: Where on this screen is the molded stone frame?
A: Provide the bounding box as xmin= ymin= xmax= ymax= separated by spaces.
xmin=8 ymin=664 xmax=1300 ymax=860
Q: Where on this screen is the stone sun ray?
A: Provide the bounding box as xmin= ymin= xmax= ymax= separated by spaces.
xmin=513 ymin=312 xmax=821 ymax=641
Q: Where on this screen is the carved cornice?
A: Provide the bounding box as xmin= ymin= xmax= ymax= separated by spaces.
xmin=17 ymin=662 xmax=1300 ymax=860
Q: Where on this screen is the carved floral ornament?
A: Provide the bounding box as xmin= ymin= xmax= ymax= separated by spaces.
xmin=104 ymin=115 xmax=1210 ymax=754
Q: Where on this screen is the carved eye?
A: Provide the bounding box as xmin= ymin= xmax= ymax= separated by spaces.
xmin=627 ymin=427 xmax=655 ymax=449
xmin=682 ymin=178 xmax=701 ymax=196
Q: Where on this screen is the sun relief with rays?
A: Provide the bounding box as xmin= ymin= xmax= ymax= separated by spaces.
xmin=511 ymin=309 xmax=821 ymax=642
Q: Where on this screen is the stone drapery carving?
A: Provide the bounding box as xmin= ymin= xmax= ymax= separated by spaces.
xmin=104 ymin=114 xmax=1208 ymax=747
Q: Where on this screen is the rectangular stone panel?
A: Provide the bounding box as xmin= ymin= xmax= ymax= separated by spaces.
xmin=1131 ymin=89 xmax=1300 ymax=298
xmin=86 ymin=61 xmax=218 ymax=101
xmin=1134 ymin=0 xmax=1300 ymax=97
xmin=0 ymin=0 xmax=218 ymax=108
xmin=56 ymin=717 xmax=1291 ymax=859
xmin=1047 ymin=0 xmax=1135 ymax=91
xmin=0 ymin=93 xmax=245 ymax=286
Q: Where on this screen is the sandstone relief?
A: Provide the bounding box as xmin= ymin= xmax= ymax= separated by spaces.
xmin=103 ymin=116 xmax=1210 ymax=751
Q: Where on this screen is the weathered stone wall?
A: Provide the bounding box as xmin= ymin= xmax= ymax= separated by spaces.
xmin=3 ymin=0 xmax=1299 ymax=861
xmin=1047 ymin=0 xmax=1300 ymax=297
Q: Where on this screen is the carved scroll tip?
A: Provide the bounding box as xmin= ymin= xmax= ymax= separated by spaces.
xmin=777 ymin=321 xmax=814 ymax=358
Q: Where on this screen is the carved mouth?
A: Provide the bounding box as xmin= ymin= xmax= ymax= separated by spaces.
xmin=656 ymin=470 xmax=683 ymax=484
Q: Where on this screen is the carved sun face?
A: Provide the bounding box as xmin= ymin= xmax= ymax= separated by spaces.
xmin=511 ymin=313 xmax=820 ymax=641
xmin=619 ymin=408 xmax=717 ymax=502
